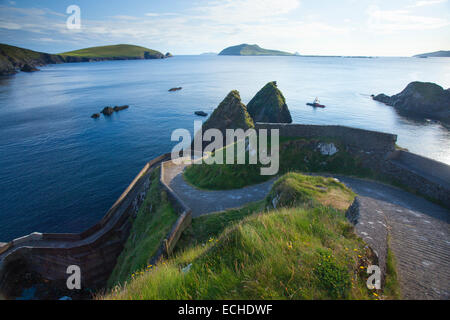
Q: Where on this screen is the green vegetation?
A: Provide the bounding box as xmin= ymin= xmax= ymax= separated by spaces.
xmin=0 ymin=43 xmax=45 ymax=61
xmin=61 ymin=44 xmax=164 ymax=59
xmin=219 ymin=44 xmax=294 ymax=56
xmin=266 ymin=172 xmax=355 ymax=211
xmin=103 ymin=173 xmax=397 ymax=300
xmin=175 ymin=201 xmax=266 ymax=252
xmin=107 ymin=168 xmax=178 ymax=287
xmin=184 ymin=137 xmax=374 ymax=190
xmin=104 ymin=206 xmax=377 ymax=299
xmin=247 ymin=81 xmax=292 ymax=123
xmin=384 ymin=238 xmax=401 ymax=299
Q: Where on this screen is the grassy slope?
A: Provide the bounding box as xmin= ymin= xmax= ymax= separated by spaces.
xmin=103 ymin=173 xmax=396 ymax=300
xmin=61 ymin=44 xmax=163 ymax=58
xmin=107 ymin=168 xmax=178 ymax=287
xmin=184 ymin=137 xmax=374 ymax=190
xmin=0 ymin=44 xmax=44 ymax=60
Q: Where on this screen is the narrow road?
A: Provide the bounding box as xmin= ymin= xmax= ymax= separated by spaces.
xmin=162 ymin=160 xmax=274 ymax=216
xmin=162 ymin=160 xmax=450 ymax=299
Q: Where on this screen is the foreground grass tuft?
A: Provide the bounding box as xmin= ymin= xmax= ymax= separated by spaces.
xmin=266 ymin=172 xmax=355 ymax=210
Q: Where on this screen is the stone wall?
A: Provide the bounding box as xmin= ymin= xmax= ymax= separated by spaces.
xmin=255 ymin=123 xmax=398 ymax=153
xmin=0 ymin=153 xmax=172 ymax=297
xmin=384 ymin=150 xmax=450 ymax=206
xmin=255 ymin=123 xmax=450 ymax=207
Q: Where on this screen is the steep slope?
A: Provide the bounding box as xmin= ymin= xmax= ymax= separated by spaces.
xmin=103 ymin=173 xmax=398 ymax=300
xmin=247 ymin=81 xmax=293 ymax=123
xmin=219 ymin=44 xmax=294 ymax=56
xmin=0 ymin=43 xmax=65 ymax=75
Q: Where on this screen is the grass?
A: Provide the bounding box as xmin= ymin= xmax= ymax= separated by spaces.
xmin=175 ymin=201 xmax=266 ymax=252
xmin=266 ymin=172 xmax=356 ymax=211
xmin=102 ymin=173 xmax=398 ymax=300
xmin=103 ymin=206 xmax=381 ymax=300
xmin=184 ymin=137 xmax=374 ymax=190
xmin=107 ymin=168 xmax=178 ymax=287
xmin=384 ymin=238 xmax=401 ymax=299
xmin=61 ymin=44 xmax=163 ymax=58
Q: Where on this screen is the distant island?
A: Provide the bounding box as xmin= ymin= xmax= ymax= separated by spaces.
xmin=219 ymin=44 xmax=294 ymax=56
xmin=0 ymin=44 xmax=171 ymax=76
xmin=413 ymin=50 xmax=450 ymax=58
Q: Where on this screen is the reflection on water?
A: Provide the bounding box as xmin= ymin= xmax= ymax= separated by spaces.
xmin=0 ymin=55 xmax=449 ymax=241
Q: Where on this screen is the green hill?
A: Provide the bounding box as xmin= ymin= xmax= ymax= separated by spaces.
xmin=61 ymin=44 xmax=164 ymax=59
xmin=219 ymin=44 xmax=294 ymax=56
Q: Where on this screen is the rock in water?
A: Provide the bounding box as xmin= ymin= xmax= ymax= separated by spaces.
xmin=373 ymin=82 xmax=450 ymax=124
xmin=246 ymin=81 xmax=292 ymax=123
xmin=169 ymin=87 xmax=182 ymax=92
xmin=101 ymin=107 xmax=114 ymax=116
xmin=91 ymin=113 xmax=100 ymax=119
xmin=195 ymin=111 xmax=208 ymax=117
xmin=113 ymin=105 xmax=129 ymax=112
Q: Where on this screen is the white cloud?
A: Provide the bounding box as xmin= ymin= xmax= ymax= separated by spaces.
xmin=410 ymin=0 xmax=448 ymax=7
xmin=194 ymin=0 xmax=301 ymax=23
xmin=367 ymin=5 xmax=449 ymax=32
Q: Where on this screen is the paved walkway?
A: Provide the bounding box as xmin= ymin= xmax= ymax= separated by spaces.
xmin=162 ymin=160 xmax=275 ymax=216
xmin=162 ymin=160 xmax=450 ymax=299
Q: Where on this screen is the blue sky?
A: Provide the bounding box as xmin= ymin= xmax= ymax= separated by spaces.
xmin=0 ymin=0 xmax=449 ymax=56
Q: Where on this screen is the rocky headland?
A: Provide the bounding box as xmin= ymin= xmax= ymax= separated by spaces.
xmin=373 ymin=81 xmax=450 ymax=124
xmin=0 ymin=44 xmax=170 ymax=76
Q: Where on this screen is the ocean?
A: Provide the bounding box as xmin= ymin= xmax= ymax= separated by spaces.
xmin=0 ymin=55 xmax=449 ymax=241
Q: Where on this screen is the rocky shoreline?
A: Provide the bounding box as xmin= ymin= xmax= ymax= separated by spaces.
xmin=373 ymin=81 xmax=450 ymax=125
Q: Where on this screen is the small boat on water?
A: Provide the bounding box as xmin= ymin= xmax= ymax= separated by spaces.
xmin=306 ymin=97 xmax=326 ymax=108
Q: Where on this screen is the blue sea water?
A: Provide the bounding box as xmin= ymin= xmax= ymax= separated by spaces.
xmin=0 ymin=55 xmax=449 ymax=241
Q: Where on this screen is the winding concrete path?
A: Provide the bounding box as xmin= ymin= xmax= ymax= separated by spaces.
xmin=162 ymin=160 xmax=450 ymax=299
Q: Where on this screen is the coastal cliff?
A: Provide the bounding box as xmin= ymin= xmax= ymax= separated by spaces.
xmin=0 ymin=44 xmax=169 ymax=76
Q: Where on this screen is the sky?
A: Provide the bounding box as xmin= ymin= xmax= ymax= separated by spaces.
xmin=0 ymin=0 xmax=449 ymax=56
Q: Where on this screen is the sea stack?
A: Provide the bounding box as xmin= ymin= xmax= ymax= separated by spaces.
xmin=193 ymin=90 xmax=254 ymax=152
xmin=247 ymin=81 xmax=292 ymax=123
